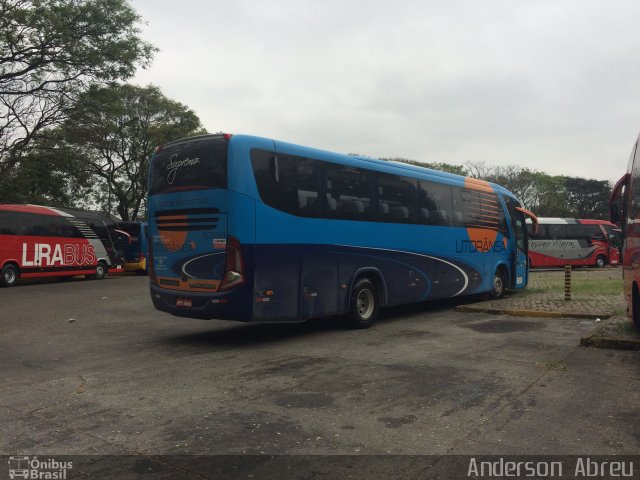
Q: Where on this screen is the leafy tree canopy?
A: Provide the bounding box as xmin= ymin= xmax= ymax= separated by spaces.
xmin=0 ymin=0 xmax=156 ymax=168
xmin=57 ymin=83 xmax=204 ymax=220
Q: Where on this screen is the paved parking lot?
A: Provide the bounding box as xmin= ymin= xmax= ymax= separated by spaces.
xmin=1 ymin=275 xmax=639 ymax=460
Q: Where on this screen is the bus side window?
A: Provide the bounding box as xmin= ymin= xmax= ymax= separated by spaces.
xmin=0 ymin=211 xmax=18 ymax=235
xmin=296 ymin=158 xmax=321 ymax=217
xmin=499 ymin=207 xmax=510 ymax=238
xmin=324 ymin=164 xmax=373 ymax=220
xmin=418 ymin=181 xmax=452 ymax=226
xmin=547 ymin=225 xmax=567 ymax=239
xmin=376 ymin=173 xmax=416 ymax=223
xmin=252 ymin=149 xmax=323 ymax=217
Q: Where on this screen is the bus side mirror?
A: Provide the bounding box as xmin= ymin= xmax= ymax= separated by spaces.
xmin=114 ymin=229 xmax=132 ymax=244
xmin=516 ymin=207 xmax=538 ymax=235
xmin=610 ymin=201 xmax=622 ymax=225
xmin=609 ymin=174 xmax=628 ymax=226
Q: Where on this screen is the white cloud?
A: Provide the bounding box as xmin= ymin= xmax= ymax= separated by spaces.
xmin=131 ymin=0 xmax=640 ymax=181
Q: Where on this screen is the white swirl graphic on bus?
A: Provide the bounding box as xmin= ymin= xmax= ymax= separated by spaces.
xmin=166 ymin=154 xmax=200 ymax=185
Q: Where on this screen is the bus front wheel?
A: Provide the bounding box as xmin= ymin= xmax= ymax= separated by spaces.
xmin=489 ymin=268 xmax=506 ymax=300
xmin=1 ymin=263 xmax=19 ymax=287
xmin=347 ymin=278 xmax=380 ymax=329
xmin=595 ymin=255 xmax=606 ymax=268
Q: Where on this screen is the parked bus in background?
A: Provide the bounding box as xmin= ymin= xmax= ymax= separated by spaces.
xmin=0 ymin=204 xmax=124 ymax=287
xmin=147 ymin=133 xmax=538 ymax=328
xmin=526 ymin=218 xmax=621 ymax=268
xmin=610 ymin=130 xmax=640 ymax=328
xmin=115 ymin=221 xmax=148 ymax=274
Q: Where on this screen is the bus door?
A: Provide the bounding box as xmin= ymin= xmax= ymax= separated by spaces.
xmin=512 ymin=209 xmax=528 ymax=288
xmin=504 ymin=199 xmax=536 ymax=289
xmin=607 ymin=227 xmax=622 ymax=265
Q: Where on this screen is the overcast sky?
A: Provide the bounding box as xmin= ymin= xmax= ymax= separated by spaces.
xmin=130 ymin=0 xmax=640 ymax=182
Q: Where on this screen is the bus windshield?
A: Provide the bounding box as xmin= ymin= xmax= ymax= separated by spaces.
xmin=149 ymin=136 xmax=228 ymax=195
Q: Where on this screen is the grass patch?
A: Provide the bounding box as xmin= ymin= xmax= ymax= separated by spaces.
xmin=537 ymin=360 xmax=568 ymax=372
xmin=525 ymin=269 xmax=623 ymax=299
xmin=571 ymin=277 xmax=623 ymax=296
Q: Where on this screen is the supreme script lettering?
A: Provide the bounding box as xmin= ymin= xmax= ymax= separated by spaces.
xmin=166 ymin=154 xmax=200 ymax=184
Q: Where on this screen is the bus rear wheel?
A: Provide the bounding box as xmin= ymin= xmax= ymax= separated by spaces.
xmin=595 ymin=255 xmax=606 ymax=268
xmin=347 ymin=278 xmax=380 ymax=329
xmin=88 ymin=261 xmax=107 ymax=280
xmin=1 ymin=264 xmax=19 ymax=287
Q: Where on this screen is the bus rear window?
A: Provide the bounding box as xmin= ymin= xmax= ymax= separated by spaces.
xmin=149 ymin=136 xmax=228 ymax=195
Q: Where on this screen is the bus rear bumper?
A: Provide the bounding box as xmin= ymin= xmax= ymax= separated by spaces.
xmin=149 ymin=283 xmax=251 ymax=321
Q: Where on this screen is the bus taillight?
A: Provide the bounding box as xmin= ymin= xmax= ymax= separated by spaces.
xmin=219 ymin=236 xmax=244 ymax=291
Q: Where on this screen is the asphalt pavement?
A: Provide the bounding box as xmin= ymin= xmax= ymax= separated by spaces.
xmin=0 ymin=275 xmax=639 ymax=477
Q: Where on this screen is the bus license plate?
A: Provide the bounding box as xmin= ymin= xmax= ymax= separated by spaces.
xmin=176 ymin=297 xmax=192 ymax=308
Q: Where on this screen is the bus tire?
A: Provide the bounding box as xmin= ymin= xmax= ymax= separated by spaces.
xmin=633 ymin=284 xmax=640 ymax=330
xmin=489 ymin=267 xmax=506 ymax=300
xmin=347 ymin=278 xmax=379 ymax=329
xmin=89 ymin=261 xmax=108 ymax=280
xmin=595 ymin=255 xmax=606 ymax=268
xmin=1 ymin=263 xmax=19 ymax=287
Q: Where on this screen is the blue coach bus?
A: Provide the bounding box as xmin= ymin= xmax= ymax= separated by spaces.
xmin=116 ymin=221 xmax=148 ymax=273
xmin=147 ymin=133 xmax=536 ymax=328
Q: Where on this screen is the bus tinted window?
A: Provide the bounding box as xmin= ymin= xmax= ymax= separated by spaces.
xmin=296 ymin=157 xmax=321 ymax=216
xmin=0 ymin=211 xmax=17 ymax=235
xmin=251 ymin=151 xmax=321 ymax=217
xmin=498 ymin=206 xmax=510 ymax=237
xmin=417 ymin=181 xmax=452 ymax=226
xmin=325 ymin=164 xmax=373 ymax=220
xmin=377 ymin=173 xmax=416 ymax=223
xmin=13 ymin=212 xmax=84 ymax=238
xmin=150 ymin=136 xmax=228 ymax=195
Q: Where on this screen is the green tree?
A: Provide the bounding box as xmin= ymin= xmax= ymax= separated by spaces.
xmin=58 ymin=83 xmax=204 ymax=220
xmin=465 ymin=161 xmax=545 ymax=210
xmin=382 ymin=157 xmax=467 ymax=175
xmin=0 ymin=0 xmax=155 ymax=170
xmin=563 ymin=176 xmax=611 ymax=219
xmin=531 ymin=174 xmax=573 ymax=217
xmin=0 ymin=136 xmax=92 ymax=205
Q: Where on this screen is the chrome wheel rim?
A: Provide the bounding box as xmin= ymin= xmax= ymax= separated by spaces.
xmin=4 ymin=269 xmax=15 ymax=284
xmin=493 ymin=275 xmax=503 ymax=296
xmin=356 ymin=288 xmax=375 ymax=319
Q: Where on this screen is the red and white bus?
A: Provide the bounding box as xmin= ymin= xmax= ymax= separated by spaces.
xmin=526 ymin=217 xmax=621 ymax=268
xmin=0 ymin=204 xmax=124 ymax=287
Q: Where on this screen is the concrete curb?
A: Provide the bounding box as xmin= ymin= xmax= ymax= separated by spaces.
xmin=580 ymin=336 xmax=640 ymax=350
xmin=455 ymin=305 xmax=611 ymax=320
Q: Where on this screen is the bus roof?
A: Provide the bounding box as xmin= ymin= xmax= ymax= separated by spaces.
xmin=153 ymin=132 xmax=522 ymax=202
xmin=229 ymin=133 xmax=520 ymax=200
xmin=0 ymin=204 xmax=121 ymax=223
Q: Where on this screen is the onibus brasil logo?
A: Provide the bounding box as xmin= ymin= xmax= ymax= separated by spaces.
xmin=8 ymin=456 xmax=72 ymax=479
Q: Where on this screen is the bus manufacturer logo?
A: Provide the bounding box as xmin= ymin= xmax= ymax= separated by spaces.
xmin=188 ymin=281 xmax=216 ymax=289
xmin=166 ymin=154 xmax=200 ymax=184
xmin=213 ymin=238 xmax=226 ymax=249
